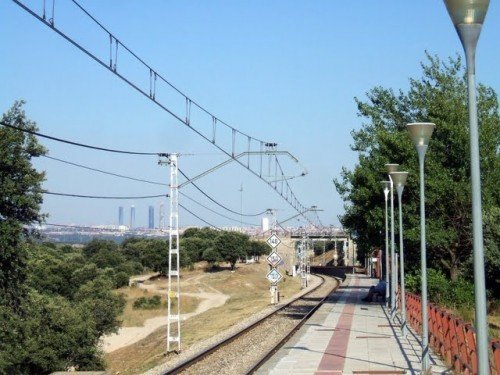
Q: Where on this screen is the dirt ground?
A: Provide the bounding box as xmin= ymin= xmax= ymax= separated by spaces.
xmin=104 ymin=261 xmax=302 ymax=375
xmin=101 ymin=271 xmax=229 ymax=353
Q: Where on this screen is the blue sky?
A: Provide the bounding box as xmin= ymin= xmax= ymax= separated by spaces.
xmin=1 ymin=1 xmax=499 ymax=228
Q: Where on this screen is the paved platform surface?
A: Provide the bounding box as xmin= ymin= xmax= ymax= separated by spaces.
xmin=257 ymin=274 xmax=451 ymax=375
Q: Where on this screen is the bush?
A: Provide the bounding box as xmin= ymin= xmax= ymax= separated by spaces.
xmin=114 ymin=272 xmax=130 ymax=288
xmin=405 ymin=268 xmax=475 ymax=311
xmin=133 ymin=295 xmax=161 ymax=310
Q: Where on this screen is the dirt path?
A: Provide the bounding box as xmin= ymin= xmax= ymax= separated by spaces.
xmin=101 ymin=274 xmax=229 ymax=353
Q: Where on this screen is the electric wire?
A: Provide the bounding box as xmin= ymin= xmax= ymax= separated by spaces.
xmin=179 ymin=203 xmax=221 ymax=231
xmin=0 ymin=121 xmax=161 ymax=156
xmin=3 ymin=122 xmax=270 ymax=219
xmin=179 ymin=192 xmax=259 ymax=227
xmin=178 ymin=168 xmax=268 ymax=217
xmin=43 ymin=154 xmax=257 ymax=225
xmin=43 ymin=155 xmax=168 ymax=186
xmin=44 ymin=191 xmax=167 ymax=199
xmin=9 ymin=0 xmax=311 ymax=217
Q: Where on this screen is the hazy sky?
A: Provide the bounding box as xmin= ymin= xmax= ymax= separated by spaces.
xmin=1 ymin=1 xmax=499 ymax=228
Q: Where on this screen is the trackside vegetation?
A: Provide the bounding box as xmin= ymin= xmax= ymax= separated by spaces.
xmin=0 ymin=101 xmax=271 ymax=374
xmin=335 ymin=54 xmax=499 ymax=324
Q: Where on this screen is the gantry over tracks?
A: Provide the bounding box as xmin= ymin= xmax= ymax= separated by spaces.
xmin=163 ymin=274 xmax=340 ymax=375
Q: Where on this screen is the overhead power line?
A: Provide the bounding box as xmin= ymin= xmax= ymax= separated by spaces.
xmin=43 ymin=155 xmax=168 ymax=186
xmin=2 ymin=121 xmax=283 ymax=220
xmin=43 ymin=154 xmax=263 ymax=223
xmin=0 ymin=121 xmax=242 ymax=227
xmin=179 ymin=192 xmax=259 ymax=227
xmin=43 ymin=191 xmax=167 ymax=199
xmin=177 ymin=168 xmax=267 ymax=217
xmin=0 ymin=121 xmax=161 ymax=156
xmin=179 ymin=203 xmax=220 ymax=231
xmin=10 ymin=0 xmax=311 ymax=217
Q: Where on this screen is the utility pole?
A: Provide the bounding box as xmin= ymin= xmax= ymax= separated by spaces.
xmin=159 ymin=153 xmax=180 ymax=353
xmin=264 ymin=209 xmax=284 ymax=304
xmin=299 ymin=227 xmax=307 ymax=289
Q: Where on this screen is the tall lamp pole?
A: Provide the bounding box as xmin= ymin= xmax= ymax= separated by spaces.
xmin=381 ymin=181 xmax=391 ymax=308
xmin=443 ymin=1 xmax=490 ymax=373
xmin=390 ymin=171 xmax=409 ymax=337
xmin=407 ymin=122 xmax=435 ymax=372
xmin=385 ymin=163 xmax=399 ymax=317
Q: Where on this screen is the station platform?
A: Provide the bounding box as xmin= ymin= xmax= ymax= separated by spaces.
xmin=257 ymin=274 xmax=450 ymax=375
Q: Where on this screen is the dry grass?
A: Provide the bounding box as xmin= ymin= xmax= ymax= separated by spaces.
xmin=116 ymin=283 xmax=199 ymax=327
xmin=105 ymin=261 xmax=302 ymax=375
xmin=453 ymin=303 xmax=500 ymax=340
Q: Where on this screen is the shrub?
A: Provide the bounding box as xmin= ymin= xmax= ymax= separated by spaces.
xmin=114 ymin=272 xmax=130 ymax=288
xmin=133 ymin=295 xmax=161 ymax=310
xmin=405 ymin=268 xmax=475 ymax=312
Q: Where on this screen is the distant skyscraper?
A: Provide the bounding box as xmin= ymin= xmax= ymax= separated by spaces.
xmin=118 ymin=206 xmax=124 ymax=226
xmin=148 ymin=206 xmax=154 ymax=229
xmin=130 ymin=205 xmax=136 ymax=229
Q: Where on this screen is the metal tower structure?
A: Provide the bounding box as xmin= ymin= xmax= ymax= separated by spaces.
xmin=160 ymin=153 xmax=180 ymax=352
xmin=298 ymin=229 xmax=307 ymax=289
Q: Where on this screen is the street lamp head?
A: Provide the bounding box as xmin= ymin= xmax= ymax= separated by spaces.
xmin=407 ymin=123 xmax=435 ymax=159
xmin=444 ymin=0 xmax=489 ymax=73
xmin=444 ymin=0 xmax=489 ymax=26
xmin=385 ymin=163 xmax=399 ymax=174
xmin=390 ymin=171 xmax=409 ymax=189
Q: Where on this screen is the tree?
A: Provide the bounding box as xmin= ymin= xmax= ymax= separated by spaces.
xmin=248 ymin=240 xmax=269 ymax=261
xmin=74 ymin=276 xmax=125 ymax=336
xmin=0 ymin=102 xmax=47 ymax=372
xmin=213 ymin=231 xmax=250 ymax=270
xmin=27 ymin=244 xmax=77 ymax=299
xmin=181 ymin=236 xmax=210 ymax=263
xmin=334 ymin=54 xmax=500 ymax=282
xmin=202 ymin=247 xmax=222 ymax=269
xmin=82 ymin=238 xmax=119 ymax=259
xmin=0 ymin=101 xmax=46 ymax=310
xmin=22 ymin=291 xmax=103 ymax=374
xmin=138 ymin=239 xmax=169 ymax=275
xmin=183 ymin=227 xmax=219 ymax=242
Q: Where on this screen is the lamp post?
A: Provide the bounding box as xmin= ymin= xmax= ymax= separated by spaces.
xmin=407 ymin=122 xmax=435 ymax=372
xmin=381 ymin=181 xmax=391 ymax=308
xmin=390 ymin=171 xmax=409 ymax=337
xmin=443 ymin=1 xmax=490 ymax=372
xmin=385 ymin=163 xmax=399 ymax=318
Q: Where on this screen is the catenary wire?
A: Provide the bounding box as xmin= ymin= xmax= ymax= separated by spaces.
xmin=9 ymin=0 xmax=312 ymax=218
xmin=43 ymin=154 xmax=262 ymax=223
xmin=43 ymin=191 xmax=167 ymax=199
xmin=0 ymin=121 xmax=161 ymax=155
xmin=3 ymin=122 xmax=270 ymax=218
xmin=43 ymin=155 xmax=168 ymax=186
xmin=179 ymin=203 xmax=221 ymax=231
xmin=179 ymin=192 xmax=259 ymax=227
xmin=178 ymin=168 xmax=268 ymax=217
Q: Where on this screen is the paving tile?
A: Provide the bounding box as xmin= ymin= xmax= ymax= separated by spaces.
xmin=257 ymin=274 xmax=451 ymax=375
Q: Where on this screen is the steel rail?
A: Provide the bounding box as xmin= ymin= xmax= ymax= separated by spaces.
xmin=163 ymin=274 xmax=339 ymax=374
xmin=246 ymin=276 xmax=342 ymax=374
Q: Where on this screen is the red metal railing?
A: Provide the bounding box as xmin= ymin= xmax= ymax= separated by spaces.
xmin=405 ymin=292 xmax=500 ymax=374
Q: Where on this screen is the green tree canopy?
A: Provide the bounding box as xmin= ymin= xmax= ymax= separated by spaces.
xmin=335 ymin=54 xmax=499 ymax=284
xmin=0 ymin=100 xmax=46 ymax=309
xmin=213 ymin=231 xmax=250 ymax=270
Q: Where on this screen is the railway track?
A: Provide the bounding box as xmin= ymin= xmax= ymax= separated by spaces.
xmin=163 ymin=274 xmax=340 ymax=375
